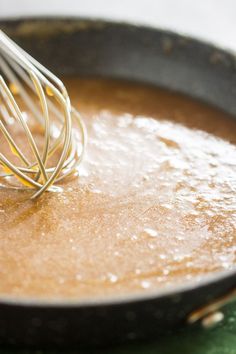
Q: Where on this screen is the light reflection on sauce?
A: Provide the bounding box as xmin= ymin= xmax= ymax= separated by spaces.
xmin=0 ymin=78 xmax=235 ymax=300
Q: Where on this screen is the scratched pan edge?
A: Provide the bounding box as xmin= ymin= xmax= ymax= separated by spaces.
xmin=0 ymin=18 xmax=235 ymax=349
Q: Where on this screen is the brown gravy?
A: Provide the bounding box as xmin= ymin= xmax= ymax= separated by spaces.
xmin=0 ymin=78 xmax=235 ymax=300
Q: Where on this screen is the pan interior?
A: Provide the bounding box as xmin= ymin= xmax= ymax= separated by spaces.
xmin=0 ymin=75 xmax=235 ymax=301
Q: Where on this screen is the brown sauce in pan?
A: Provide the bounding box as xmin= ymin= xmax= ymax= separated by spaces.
xmin=0 ymin=78 xmax=235 ymax=300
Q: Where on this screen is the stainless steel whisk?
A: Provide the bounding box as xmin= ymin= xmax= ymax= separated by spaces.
xmin=0 ymin=30 xmax=86 ymax=198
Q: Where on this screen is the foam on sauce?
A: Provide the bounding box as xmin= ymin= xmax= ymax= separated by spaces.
xmin=0 ymin=78 xmax=235 ymax=300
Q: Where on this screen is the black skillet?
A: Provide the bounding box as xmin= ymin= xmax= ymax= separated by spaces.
xmin=0 ymin=18 xmax=235 ymax=348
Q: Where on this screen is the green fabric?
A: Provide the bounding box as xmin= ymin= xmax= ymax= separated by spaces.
xmin=1 ymin=303 xmax=236 ymax=354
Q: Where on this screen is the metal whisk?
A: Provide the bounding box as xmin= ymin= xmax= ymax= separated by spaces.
xmin=0 ymin=30 xmax=86 ymax=198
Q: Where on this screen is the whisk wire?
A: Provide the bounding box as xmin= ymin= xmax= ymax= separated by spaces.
xmin=0 ymin=29 xmax=87 ymax=198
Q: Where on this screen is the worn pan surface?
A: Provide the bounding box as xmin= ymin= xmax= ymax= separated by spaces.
xmin=0 ymin=18 xmax=235 ymax=348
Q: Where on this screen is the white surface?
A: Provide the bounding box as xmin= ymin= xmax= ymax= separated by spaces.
xmin=0 ymin=0 xmax=236 ymax=51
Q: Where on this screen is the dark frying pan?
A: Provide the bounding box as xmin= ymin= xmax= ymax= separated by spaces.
xmin=0 ymin=18 xmax=235 ymax=348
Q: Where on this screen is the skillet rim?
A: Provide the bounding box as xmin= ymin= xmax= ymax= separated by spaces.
xmin=0 ymin=267 xmax=235 ymax=307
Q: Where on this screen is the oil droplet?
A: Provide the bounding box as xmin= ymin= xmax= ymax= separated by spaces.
xmin=76 ymin=274 xmax=82 ymax=281
xmin=162 ymin=203 xmax=173 ymax=210
xmin=173 ymin=255 xmax=185 ymax=262
xmin=176 ymin=236 xmax=184 ymax=241
xmin=159 ymin=254 xmax=167 ymax=260
xmin=218 ymin=255 xmax=233 ymax=269
xmin=91 ymin=188 xmax=102 ymax=194
xmin=131 ymin=234 xmax=138 ymax=241
xmin=222 ymin=262 xmax=232 ymax=269
xmin=108 ymin=273 xmax=118 ymax=283
xmin=144 ymin=228 xmax=158 ymax=237
xmin=148 ymin=243 xmax=156 ymax=250
xmin=141 ymin=280 xmax=151 ymax=289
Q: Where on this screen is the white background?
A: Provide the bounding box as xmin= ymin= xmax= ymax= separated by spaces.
xmin=0 ymin=0 xmax=236 ymax=51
